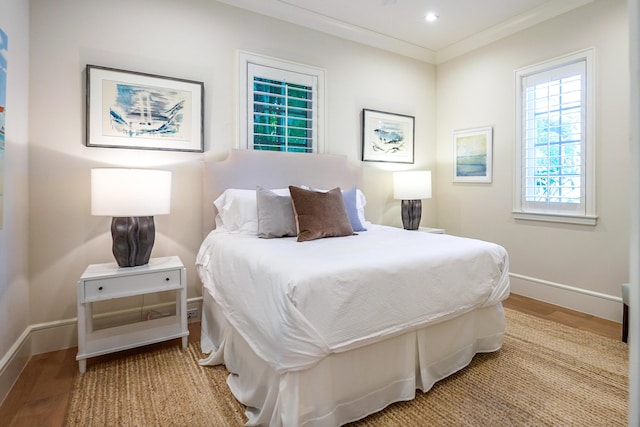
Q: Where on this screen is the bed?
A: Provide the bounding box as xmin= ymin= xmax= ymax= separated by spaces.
xmin=196 ymin=149 xmax=510 ymax=426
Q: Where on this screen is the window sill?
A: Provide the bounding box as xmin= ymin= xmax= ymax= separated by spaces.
xmin=512 ymin=211 xmax=598 ymax=226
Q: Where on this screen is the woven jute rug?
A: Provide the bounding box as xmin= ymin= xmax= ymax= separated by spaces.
xmin=65 ymin=309 xmax=628 ymax=426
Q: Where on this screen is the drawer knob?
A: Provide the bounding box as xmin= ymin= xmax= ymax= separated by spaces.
xmin=165 ymin=277 xmax=170 ymax=282
xmin=98 ymin=286 xmax=103 ymax=291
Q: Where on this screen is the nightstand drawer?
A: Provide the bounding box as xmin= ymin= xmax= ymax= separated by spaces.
xmin=84 ymin=269 xmax=181 ymax=302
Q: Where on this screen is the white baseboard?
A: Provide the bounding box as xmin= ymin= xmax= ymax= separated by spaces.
xmin=0 ymin=297 xmax=203 ymax=406
xmin=0 ymin=327 xmax=32 ymax=408
xmin=509 ymin=272 xmax=623 ymax=323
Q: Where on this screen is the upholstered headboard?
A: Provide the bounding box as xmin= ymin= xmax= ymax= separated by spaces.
xmin=202 ymin=149 xmax=363 ymax=233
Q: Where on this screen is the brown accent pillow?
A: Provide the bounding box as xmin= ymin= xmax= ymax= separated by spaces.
xmin=289 ymin=186 xmax=354 ymax=242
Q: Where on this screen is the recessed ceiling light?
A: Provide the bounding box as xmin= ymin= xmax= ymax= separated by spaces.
xmin=425 ymin=13 xmax=439 ymax=22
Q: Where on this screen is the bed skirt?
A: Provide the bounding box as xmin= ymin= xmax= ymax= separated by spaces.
xmin=199 ymin=289 xmax=506 ymax=426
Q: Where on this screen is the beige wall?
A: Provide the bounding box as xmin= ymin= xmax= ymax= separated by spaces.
xmin=27 ymin=0 xmax=436 ymax=325
xmin=436 ymin=0 xmax=629 ymax=321
xmin=0 ymin=0 xmax=31 ymax=400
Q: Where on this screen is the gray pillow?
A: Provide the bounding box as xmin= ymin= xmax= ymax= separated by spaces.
xmin=256 ymin=186 xmax=297 ymax=238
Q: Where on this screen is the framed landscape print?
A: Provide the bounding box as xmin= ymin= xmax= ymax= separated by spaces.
xmin=453 ymin=126 xmax=493 ymax=183
xmin=362 ymin=109 xmax=414 ymax=164
xmin=86 ymin=65 xmax=204 ymax=152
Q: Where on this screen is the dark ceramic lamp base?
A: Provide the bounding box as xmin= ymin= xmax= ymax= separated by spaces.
xmin=401 ymin=199 xmax=422 ymax=230
xmin=111 ymin=216 xmax=155 ymax=267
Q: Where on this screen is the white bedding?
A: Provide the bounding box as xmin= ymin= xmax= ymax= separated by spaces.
xmin=199 ymin=289 xmax=506 ymax=426
xmin=196 ymin=224 xmax=510 ymax=374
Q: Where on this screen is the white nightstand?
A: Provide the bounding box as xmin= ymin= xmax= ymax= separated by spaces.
xmin=76 ymin=256 xmax=189 ymax=373
xmin=418 ymin=227 xmax=446 ymax=234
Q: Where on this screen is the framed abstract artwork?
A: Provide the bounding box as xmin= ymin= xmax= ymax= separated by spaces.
xmin=362 ymin=109 xmax=414 ymax=163
xmin=453 ymin=126 xmax=493 ymax=183
xmin=0 ymin=27 xmax=7 ymax=229
xmin=86 ymin=65 xmax=204 ymax=152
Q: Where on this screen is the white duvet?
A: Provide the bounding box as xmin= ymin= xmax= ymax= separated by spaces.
xmin=196 ymin=224 xmax=510 ymax=374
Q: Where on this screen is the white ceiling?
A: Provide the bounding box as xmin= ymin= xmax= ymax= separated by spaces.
xmin=216 ymin=0 xmax=594 ymax=63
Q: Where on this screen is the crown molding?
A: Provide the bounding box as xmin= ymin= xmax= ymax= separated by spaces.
xmin=218 ymin=0 xmax=594 ymax=65
xmin=217 ymin=0 xmax=436 ymax=62
xmin=436 ymin=0 xmax=595 ymax=64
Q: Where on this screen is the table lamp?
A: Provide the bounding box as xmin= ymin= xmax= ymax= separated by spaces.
xmin=393 ymin=170 xmax=432 ymax=230
xmin=91 ymin=168 xmax=172 ymax=267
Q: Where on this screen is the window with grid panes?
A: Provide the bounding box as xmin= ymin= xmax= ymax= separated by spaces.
xmin=514 ymin=49 xmax=596 ymax=225
xmin=239 ymin=52 xmax=325 ymax=153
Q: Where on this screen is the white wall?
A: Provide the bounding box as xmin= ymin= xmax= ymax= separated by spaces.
xmin=436 ymin=0 xmax=629 ymax=321
xmin=628 ymin=0 xmax=639 ymax=423
xmin=27 ymin=0 xmax=436 ymax=327
xmin=0 ymin=0 xmax=31 ymax=402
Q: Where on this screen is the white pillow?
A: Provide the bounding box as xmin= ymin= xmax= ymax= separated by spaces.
xmin=213 ymin=188 xmax=290 ymax=234
xmin=355 ymin=188 xmax=368 ymax=227
xmin=213 ymin=189 xmax=258 ymax=234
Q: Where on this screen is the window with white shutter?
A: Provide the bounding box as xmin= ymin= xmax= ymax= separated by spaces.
xmin=514 ymin=49 xmax=596 ymax=225
xmin=239 ymin=52 xmax=325 ymax=153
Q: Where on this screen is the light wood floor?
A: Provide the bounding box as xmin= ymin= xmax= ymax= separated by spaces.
xmin=0 ymin=294 xmax=623 ymax=427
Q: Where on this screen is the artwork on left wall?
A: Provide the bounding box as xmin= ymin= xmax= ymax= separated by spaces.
xmin=0 ymin=27 xmax=7 ymax=229
xmin=86 ymin=65 xmax=204 ymax=152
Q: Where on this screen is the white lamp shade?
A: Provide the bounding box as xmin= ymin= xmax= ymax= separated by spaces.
xmin=393 ymin=171 xmax=432 ymax=200
xmin=91 ymin=168 xmax=172 ymax=216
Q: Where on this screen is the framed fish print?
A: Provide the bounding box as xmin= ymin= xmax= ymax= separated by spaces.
xmin=362 ymin=109 xmax=414 ymax=164
xmin=86 ymin=65 xmax=204 ymax=152
xmin=453 ymin=126 xmax=493 ymax=183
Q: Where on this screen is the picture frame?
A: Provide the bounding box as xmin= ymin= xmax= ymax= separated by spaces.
xmin=0 ymin=27 xmax=7 ymax=229
xmin=453 ymin=126 xmax=493 ymax=183
xmin=362 ymin=109 xmax=414 ymax=163
xmin=86 ymin=65 xmax=204 ymax=152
